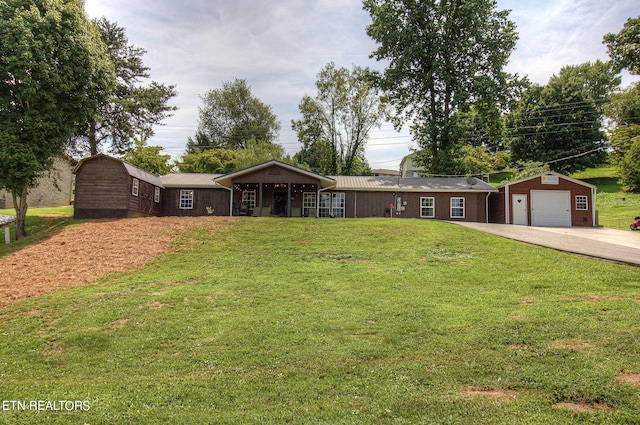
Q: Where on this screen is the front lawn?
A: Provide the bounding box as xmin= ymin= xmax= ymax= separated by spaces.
xmin=0 ymin=218 xmax=639 ymax=424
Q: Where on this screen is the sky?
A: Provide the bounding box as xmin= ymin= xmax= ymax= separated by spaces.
xmin=83 ymin=0 xmax=639 ymax=172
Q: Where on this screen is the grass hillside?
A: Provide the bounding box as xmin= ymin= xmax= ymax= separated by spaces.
xmin=572 ymin=165 xmax=640 ymax=229
xmin=1 ymin=218 xmax=639 ymax=424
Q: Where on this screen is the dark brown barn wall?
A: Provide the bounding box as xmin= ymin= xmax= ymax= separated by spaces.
xmin=74 ymin=156 xmax=130 ymax=219
xmin=128 ymin=180 xmax=162 ymax=217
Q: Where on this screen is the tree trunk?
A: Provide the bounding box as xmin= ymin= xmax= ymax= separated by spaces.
xmin=13 ymin=183 xmax=29 ymax=240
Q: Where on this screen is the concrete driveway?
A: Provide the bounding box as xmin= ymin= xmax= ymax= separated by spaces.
xmin=453 ymin=222 xmax=640 ymax=267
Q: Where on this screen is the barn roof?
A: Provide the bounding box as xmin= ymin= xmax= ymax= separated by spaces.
xmin=332 ymin=176 xmax=498 ymax=192
xmin=160 ymin=173 xmax=225 ymax=189
xmin=74 ymin=154 xmax=164 ymax=188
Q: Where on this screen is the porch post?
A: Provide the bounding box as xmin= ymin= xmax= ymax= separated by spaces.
xmin=229 ymin=184 xmax=234 ymax=217
xmin=287 ymin=183 xmax=291 ymax=218
xmin=258 ymin=183 xmax=263 ymax=217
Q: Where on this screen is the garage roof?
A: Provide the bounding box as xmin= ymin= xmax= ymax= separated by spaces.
xmin=498 ymin=171 xmax=597 ymax=189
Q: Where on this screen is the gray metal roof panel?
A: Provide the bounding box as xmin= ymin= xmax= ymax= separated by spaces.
xmin=332 ymin=176 xmax=497 ymax=192
xmin=160 ymin=173 xmax=225 ymax=189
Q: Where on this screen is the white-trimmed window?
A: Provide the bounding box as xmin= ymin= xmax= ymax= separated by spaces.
xmin=332 ymin=193 xmax=345 ymax=218
xmin=450 ymin=197 xmax=465 ymax=218
xmin=132 ymin=178 xmax=139 ymax=196
xmin=303 ymin=192 xmax=316 ymax=217
xmin=318 ymin=193 xmax=346 ymax=218
xmin=319 ymin=193 xmax=331 ymax=218
xmin=154 ymin=187 xmax=161 ymax=203
xmin=420 ymin=197 xmax=435 ymax=218
xmin=242 ymin=190 xmax=256 ymax=210
xmin=179 ymin=190 xmax=194 ymax=210
xmin=576 ymin=195 xmax=588 ymax=211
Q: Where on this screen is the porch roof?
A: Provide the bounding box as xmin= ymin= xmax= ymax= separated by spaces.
xmin=214 ymin=160 xmax=336 ymax=189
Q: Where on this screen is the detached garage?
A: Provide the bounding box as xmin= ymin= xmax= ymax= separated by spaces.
xmin=489 ymin=172 xmax=597 ymax=227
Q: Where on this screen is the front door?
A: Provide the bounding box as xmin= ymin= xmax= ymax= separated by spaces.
xmin=512 ymin=194 xmax=528 ymax=225
xmin=273 ymin=192 xmax=287 ymax=216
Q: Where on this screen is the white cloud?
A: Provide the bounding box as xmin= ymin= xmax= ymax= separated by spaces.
xmin=84 ymin=0 xmax=639 ymax=170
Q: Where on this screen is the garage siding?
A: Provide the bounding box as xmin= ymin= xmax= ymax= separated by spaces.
xmin=489 ymin=173 xmax=595 ymax=227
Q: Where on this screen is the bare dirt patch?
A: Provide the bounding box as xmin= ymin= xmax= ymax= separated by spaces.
xmin=618 ymin=372 xmax=640 ymax=387
xmin=0 ymin=216 xmax=231 ymax=308
xmin=462 ymin=386 xmax=519 ymax=401
xmin=583 ymin=294 xmax=621 ymax=303
xmin=552 ymin=402 xmax=610 ymax=413
xmin=551 ymin=339 xmax=592 ymax=350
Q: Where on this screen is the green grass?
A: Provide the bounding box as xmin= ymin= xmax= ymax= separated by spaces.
xmin=0 ymin=206 xmax=75 ymax=255
xmin=0 ymin=205 xmax=73 ymax=217
xmin=1 ymin=218 xmax=640 ymax=424
xmin=572 ymin=164 xmax=640 ymax=230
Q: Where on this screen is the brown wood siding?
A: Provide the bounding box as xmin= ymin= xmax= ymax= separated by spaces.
xmin=233 ymin=165 xmax=321 ymax=185
xmin=333 ymin=191 xmax=489 ymax=221
xmin=128 ymin=179 xmax=162 ymax=217
xmin=162 ymin=188 xmax=230 ymax=216
xmin=489 ymin=189 xmax=506 ymax=224
xmin=74 ymin=156 xmax=129 ymax=213
xmin=503 ymin=176 xmax=594 ymax=226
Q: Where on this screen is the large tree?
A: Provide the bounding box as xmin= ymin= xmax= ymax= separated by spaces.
xmin=0 ymin=0 xmax=115 ymax=238
xmin=508 ymin=62 xmax=619 ymax=174
xmin=187 ymin=79 xmax=280 ymax=152
xmin=364 ymin=0 xmax=519 ymax=174
xmin=604 ymin=16 xmax=640 ymax=75
xmin=122 ymin=138 xmax=171 ymax=176
xmin=291 ymin=62 xmax=384 ymax=175
xmin=68 ymin=18 xmax=177 ymax=157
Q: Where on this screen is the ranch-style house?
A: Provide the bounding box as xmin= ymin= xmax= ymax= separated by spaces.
xmin=73 ymin=154 xmax=597 ymax=227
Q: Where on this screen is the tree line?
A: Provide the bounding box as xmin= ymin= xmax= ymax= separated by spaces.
xmin=2 ymin=0 xmax=639 ymax=239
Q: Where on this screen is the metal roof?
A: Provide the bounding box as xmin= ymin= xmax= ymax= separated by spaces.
xmin=160 ymin=173 xmax=225 ymax=189
xmin=497 ymin=171 xmax=597 ymax=190
xmin=74 ymin=154 xmax=165 ymax=188
xmin=121 ymin=163 xmax=165 ymax=188
xmin=332 ymin=176 xmax=498 ymax=192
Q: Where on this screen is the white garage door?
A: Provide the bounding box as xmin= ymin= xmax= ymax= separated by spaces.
xmin=530 ymin=190 xmax=571 ymax=227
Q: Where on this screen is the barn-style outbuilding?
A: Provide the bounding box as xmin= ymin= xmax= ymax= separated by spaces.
xmin=489 ymin=172 xmax=597 ymax=227
xmin=73 ymin=154 xmax=164 ymax=219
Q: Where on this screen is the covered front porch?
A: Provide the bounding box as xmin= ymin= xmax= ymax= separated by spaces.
xmin=231 ymin=182 xmax=320 ymax=217
xmin=213 ymin=160 xmax=336 ymax=218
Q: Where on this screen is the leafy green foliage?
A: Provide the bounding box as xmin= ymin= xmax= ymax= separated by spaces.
xmin=233 ymin=140 xmax=293 ymax=171
xmin=188 ymin=78 xmax=280 ymax=151
xmin=121 ymin=139 xmax=171 ymax=175
xmin=68 ymin=18 xmax=177 ymax=157
xmin=603 ymin=16 xmax=640 ymax=75
xmin=174 ymin=148 xmax=237 ymax=174
xmin=619 ymin=137 xmax=640 ymax=191
xmin=364 ymin=0 xmax=520 ymax=174
xmin=291 ymin=63 xmax=384 ymax=175
xmin=508 ymin=61 xmax=617 ymax=174
xmin=605 ymin=83 xmax=640 ymax=191
xmin=0 ymin=0 xmax=115 ymax=238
